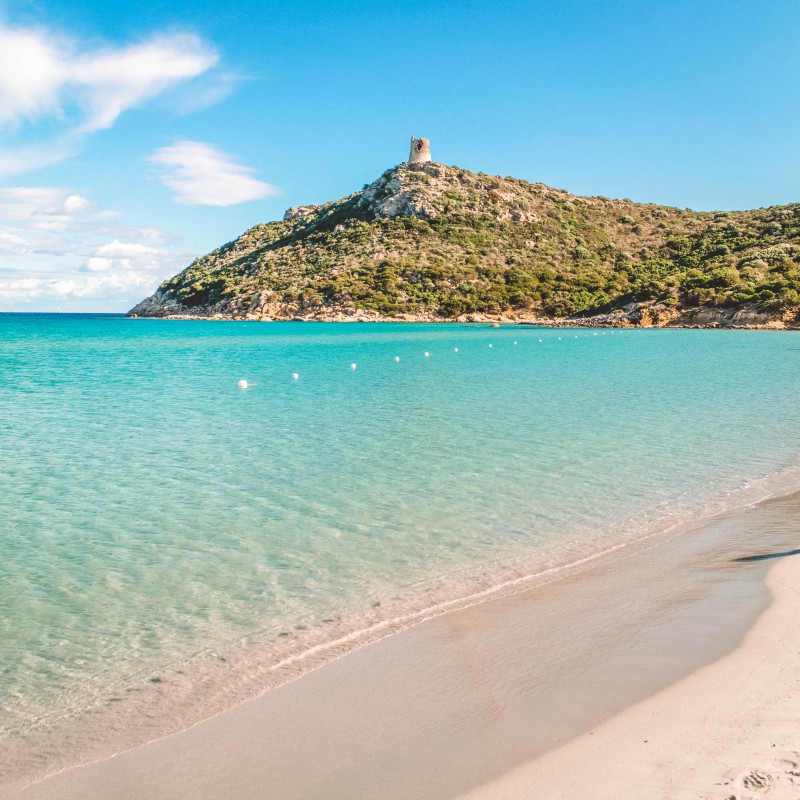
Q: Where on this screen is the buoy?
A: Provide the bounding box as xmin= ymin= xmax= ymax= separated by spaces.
xmin=454 ymin=347 xmax=459 ymax=352
xmin=292 ymin=372 xmax=299 ymax=380
xmin=351 ymin=363 xmax=357 ymax=370
xmin=488 ymin=344 xmax=493 ymax=348
xmin=424 ymin=352 xmax=429 ymax=357
xmin=237 ymin=379 xmax=248 ymax=389
xmin=538 ymin=338 xmax=542 ymax=342
xmin=557 ymin=337 xmax=562 ymax=341
xmin=394 ymin=356 xmax=400 ymax=362
xmin=514 ymin=341 xmax=517 ymax=345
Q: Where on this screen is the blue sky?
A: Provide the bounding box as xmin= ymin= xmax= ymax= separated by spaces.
xmin=2 ymin=0 xmax=800 ymax=311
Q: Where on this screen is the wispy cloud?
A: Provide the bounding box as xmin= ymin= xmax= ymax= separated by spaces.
xmin=70 ymin=34 xmax=218 ymax=133
xmin=148 ymin=140 xmax=279 ymax=206
xmin=0 ymin=272 xmax=157 ymax=302
xmin=0 ymin=24 xmax=219 ymax=175
xmin=0 ymin=136 xmax=81 ymax=177
xmin=0 ymin=186 xmax=193 ymax=310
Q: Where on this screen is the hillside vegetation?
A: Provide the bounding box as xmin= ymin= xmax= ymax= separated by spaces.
xmin=129 ymin=162 xmax=800 ymax=327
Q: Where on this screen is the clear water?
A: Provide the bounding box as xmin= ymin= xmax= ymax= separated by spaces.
xmin=1 ymin=315 xmax=800 ymax=764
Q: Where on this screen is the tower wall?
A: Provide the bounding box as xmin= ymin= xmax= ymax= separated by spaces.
xmin=408 ymin=136 xmax=432 ymax=163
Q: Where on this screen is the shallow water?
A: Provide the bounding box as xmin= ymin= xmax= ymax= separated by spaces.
xmin=1 ymin=315 xmax=799 ymax=769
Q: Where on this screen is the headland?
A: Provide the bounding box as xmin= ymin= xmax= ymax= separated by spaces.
xmin=129 ymin=141 xmax=800 ymax=329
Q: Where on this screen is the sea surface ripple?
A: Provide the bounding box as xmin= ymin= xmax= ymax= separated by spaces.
xmin=1 ymin=314 xmax=799 ymax=767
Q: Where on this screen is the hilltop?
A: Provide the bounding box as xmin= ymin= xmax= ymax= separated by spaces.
xmin=129 ymin=161 xmax=800 ymax=328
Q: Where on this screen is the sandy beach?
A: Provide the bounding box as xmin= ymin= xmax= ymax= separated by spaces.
xmin=461 ymin=546 xmax=800 ymax=800
xmin=6 ymin=494 xmax=800 ymax=800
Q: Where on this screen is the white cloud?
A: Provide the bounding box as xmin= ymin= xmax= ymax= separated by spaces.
xmin=0 ymin=271 xmax=156 ymax=301
xmin=0 ymin=187 xmax=194 ymax=310
xmin=149 ymin=140 xmax=279 ymax=206
xmin=84 ymin=256 xmax=113 ymax=272
xmin=81 ymin=239 xmax=168 ymax=272
xmin=69 ymin=34 xmax=219 ymax=133
xmin=0 ymin=26 xmax=63 ymax=126
xmin=0 ymin=232 xmax=27 ymax=248
xmin=0 ymin=24 xmax=219 ymax=175
xmin=0 ymin=187 xmax=95 ymax=234
xmin=63 ymin=194 xmax=89 ymax=214
xmin=94 ymin=240 xmax=162 ymax=259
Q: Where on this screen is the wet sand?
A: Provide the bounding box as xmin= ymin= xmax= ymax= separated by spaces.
xmin=6 ymin=494 xmax=800 ymax=800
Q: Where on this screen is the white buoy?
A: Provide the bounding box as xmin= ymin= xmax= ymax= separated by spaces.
xmin=292 ymin=372 xmax=299 ymax=380
xmin=454 ymin=347 xmax=458 ymax=352
xmin=574 ymin=335 xmax=578 ymax=339
xmin=538 ymin=338 xmax=542 ymax=343
xmin=237 ymin=379 xmax=248 ymax=389
xmin=514 ymin=341 xmax=518 ymax=345
xmin=557 ymin=337 xmax=562 ymax=341
xmin=351 ymin=363 xmax=357 ymax=370
xmin=424 ymin=352 xmax=429 ymax=357
xmin=394 ymin=356 xmax=400 ymax=362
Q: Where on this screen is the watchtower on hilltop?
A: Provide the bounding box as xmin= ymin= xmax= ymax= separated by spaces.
xmin=408 ymin=136 xmax=432 ymax=163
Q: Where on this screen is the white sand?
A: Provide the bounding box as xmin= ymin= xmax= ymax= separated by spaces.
xmin=460 ymin=551 xmax=800 ymax=800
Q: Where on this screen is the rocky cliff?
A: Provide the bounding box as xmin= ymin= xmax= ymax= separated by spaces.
xmin=129 ymin=161 xmax=800 ymax=328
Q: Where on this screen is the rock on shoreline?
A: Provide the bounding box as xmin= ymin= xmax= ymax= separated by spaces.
xmin=127 ymin=295 xmax=799 ymax=330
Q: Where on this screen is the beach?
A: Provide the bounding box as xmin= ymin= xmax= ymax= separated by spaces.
xmin=462 ymin=544 xmax=800 ymax=800
xmin=5 ymin=0 xmax=800 ymax=795
xmin=7 ymin=492 xmax=799 ymax=800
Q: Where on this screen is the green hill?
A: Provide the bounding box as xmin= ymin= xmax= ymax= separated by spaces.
xmin=129 ymin=161 xmax=800 ymax=328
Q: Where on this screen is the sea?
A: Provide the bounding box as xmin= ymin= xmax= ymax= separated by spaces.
xmin=2 ymin=313 xmax=799 ymax=783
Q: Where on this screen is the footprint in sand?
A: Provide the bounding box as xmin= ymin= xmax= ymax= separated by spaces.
xmin=741 ymin=768 xmax=772 ymax=792
xmin=782 ymin=753 xmax=800 ymax=777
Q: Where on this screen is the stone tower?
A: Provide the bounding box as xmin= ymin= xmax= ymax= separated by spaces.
xmin=408 ymin=136 xmax=432 ymax=164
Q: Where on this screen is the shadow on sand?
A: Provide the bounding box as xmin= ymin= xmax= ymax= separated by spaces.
xmin=733 ymin=548 xmax=800 ymax=563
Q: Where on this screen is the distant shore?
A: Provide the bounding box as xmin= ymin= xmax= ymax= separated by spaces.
xmin=128 ymin=299 xmax=800 ymax=329
xmin=10 ymin=493 xmax=800 ymax=800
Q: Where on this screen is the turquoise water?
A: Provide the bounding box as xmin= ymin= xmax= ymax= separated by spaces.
xmin=2 ymin=315 xmax=800 ymax=767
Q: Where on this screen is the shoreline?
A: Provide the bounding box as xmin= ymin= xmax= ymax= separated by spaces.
xmin=126 ymin=311 xmax=800 ymax=330
xmin=3 ymin=468 xmax=799 ymax=795
xmin=126 ymin=298 xmax=800 ymax=329
xmin=7 ymin=492 xmax=800 ymax=800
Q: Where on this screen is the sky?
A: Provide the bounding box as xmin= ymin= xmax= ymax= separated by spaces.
xmin=1 ymin=0 xmax=800 ymax=312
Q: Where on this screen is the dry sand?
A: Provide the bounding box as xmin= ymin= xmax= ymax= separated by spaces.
xmin=6 ymin=496 xmax=800 ymax=800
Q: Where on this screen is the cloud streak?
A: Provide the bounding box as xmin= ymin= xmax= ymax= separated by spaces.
xmin=148 ymin=140 xmax=279 ymax=206
xmin=0 ymin=24 xmax=219 ymax=175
